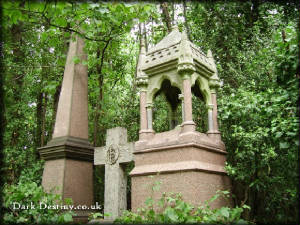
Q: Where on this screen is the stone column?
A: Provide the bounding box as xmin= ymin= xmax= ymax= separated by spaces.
xmin=207 ymin=91 xmax=221 ymax=140
xmin=146 ymin=103 xmax=153 ymax=130
xmin=140 ymin=90 xmax=147 ymax=131
xmin=212 ymin=93 xmax=219 ymax=131
xmin=138 ymin=83 xmax=154 ymax=140
xmin=181 ymin=75 xmax=196 ymax=133
xmin=178 ymin=94 xmax=184 ymax=124
xmin=207 ymin=104 xmax=214 ymax=132
xmin=139 ymin=89 xmax=148 ymax=140
xmin=170 ymin=111 xmax=177 ymax=129
xmin=39 ymin=34 xmax=93 ymax=220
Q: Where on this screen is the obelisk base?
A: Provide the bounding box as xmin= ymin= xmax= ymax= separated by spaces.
xmin=39 ymin=136 xmax=94 ymax=221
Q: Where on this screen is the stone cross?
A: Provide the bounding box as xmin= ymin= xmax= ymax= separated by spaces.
xmin=94 ymin=127 xmax=134 ymax=221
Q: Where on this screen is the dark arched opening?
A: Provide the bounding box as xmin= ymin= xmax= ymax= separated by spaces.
xmin=192 ymin=79 xmax=208 ymax=133
xmin=153 ymin=79 xmax=182 ymax=133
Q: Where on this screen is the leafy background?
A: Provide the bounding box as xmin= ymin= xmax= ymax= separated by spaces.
xmin=0 ymin=1 xmax=299 ymax=224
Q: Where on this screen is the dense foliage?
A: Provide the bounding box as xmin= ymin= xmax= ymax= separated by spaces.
xmin=1 ymin=1 xmax=299 ymax=224
xmin=115 ymin=191 xmax=249 ymax=224
xmin=3 ymin=181 xmax=74 ymax=224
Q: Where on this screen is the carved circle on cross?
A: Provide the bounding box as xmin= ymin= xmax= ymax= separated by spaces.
xmin=106 ymin=144 xmax=120 ymax=165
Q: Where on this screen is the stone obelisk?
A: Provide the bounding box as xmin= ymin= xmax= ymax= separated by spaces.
xmin=39 ymin=34 xmax=93 ymax=220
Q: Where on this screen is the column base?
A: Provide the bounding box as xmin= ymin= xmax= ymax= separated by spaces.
xmin=180 ymin=120 xmax=196 ymax=133
xmin=139 ymin=129 xmax=155 ymax=140
xmin=207 ymin=130 xmax=222 ymax=141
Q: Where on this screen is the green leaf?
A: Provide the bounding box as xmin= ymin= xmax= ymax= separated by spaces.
xmin=104 ymin=212 xmax=111 ymax=217
xmin=280 ymin=142 xmax=289 ymax=149
xmin=64 ymin=198 xmax=73 ymax=205
xmin=73 ymin=56 xmax=80 ymax=64
xmin=63 ymin=214 xmax=73 ymax=222
xmin=242 ymin=204 xmax=251 ymax=209
xmin=219 ymin=207 xmax=230 ymax=218
xmin=209 ymin=193 xmax=219 ymax=203
xmin=92 ymin=212 xmax=103 ymax=219
xmin=165 ymin=207 xmax=178 ymax=222
xmin=56 ymin=17 xmax=68 ymax=27
xmin=275 ymin=132 xmax=282 ymax=138
xmin=17 ymin=217 xmax=28 ymax=223
xmin=145 ymin=197 xmax=153 ymax=206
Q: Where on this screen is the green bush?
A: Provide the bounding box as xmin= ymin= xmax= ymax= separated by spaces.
xmin=115 ymin=190 xmax=250 ymax=224
xmin=2 ymin=181 xmax=74 ymax=224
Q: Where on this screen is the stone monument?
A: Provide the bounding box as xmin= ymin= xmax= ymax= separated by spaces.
xmin=130 ymin=26 xmax=231 ymax=210
xmin=38 ymin=34 xmax=94 ymax=220
xmin=94 ymin=127 xmax=134 ymax=221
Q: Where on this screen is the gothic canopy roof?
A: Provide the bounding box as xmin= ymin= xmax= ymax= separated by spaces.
xmin=137 ymin=26 xmax=220 ymax=89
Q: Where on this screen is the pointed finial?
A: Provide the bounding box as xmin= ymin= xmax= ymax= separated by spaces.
xmin=207 ymin=49 xmax=213 ymax=58
xmin=181 ymin=30 xmax=188 ymax=41
xmin=171 ymin=24 xmax=179 ymax=32
xmin=207 ymin=49 xmax=217 ymax=72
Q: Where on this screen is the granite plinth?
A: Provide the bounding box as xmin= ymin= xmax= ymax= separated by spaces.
xmin=131 ymin=129 xmax=231 ymax=211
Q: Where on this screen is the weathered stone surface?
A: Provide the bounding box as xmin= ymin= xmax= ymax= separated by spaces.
xmin=130 ymin=129 xmax=229 ymax=211
xmin=94 ymin=127 xmax=134 ymax=221
xmin=52 ymin=34 xmax=89 ymax=140
xmin=131 ymin=170 xmax=232 ymax=211
xmin=39 ymin=34 xmax=93 ymax=221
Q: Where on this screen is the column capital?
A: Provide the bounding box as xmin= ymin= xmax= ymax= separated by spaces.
xmin=206 ymin=104 xmax=214 ymax=110
xmin=140 ymin=88 xmax=147 ymax=92
xmin=209 ymin=78 xmax=220 ymax=90
xmin=177 ymin=64 xmax=195 ymax=77
xmin=136 ymin=77 xmax=148 ymax=87
xmin=178 ymin=93 xmax=184 ymax=100
xmin=146 ymin=103 xmax=154 ymax=108
xmin=210 ymin=89 xmax=217 ymax=94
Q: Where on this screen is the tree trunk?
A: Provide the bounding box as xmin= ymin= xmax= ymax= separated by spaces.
xmin=0 ymin=52 xmax=5 ymax=169
xmin=10 ymin=24 xmax=25 ymax=147
xmin=142 ymin=23 xmax=148 ymax=52
xmin=36 ymin=91 xmax=43 ymax=149
xmin=183 ymin=0 xmax=191 ymax=39
xmin=41 ymin=93 xmax=48 ymax=146
xmin=50 ymin=84 xmax=61 ymax=139
xmin=171 ymin=2 xmax=175 ymax=22
xmin=160 ymin=2 xmax=172 ymax=33
xmin=93 ymin=39 xmax=111 ymax=146
xmin=7 ymin=1 xmax=26 ymax=183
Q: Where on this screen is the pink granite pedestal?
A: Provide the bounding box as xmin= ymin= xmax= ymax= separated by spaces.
xmin=39 ymin=137 xmax=94 ymax=221
xmin=130 ymin=129 xmax=232 ymax=211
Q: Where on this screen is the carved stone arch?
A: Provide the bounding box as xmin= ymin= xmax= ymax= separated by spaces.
xmin=147 ymin=74 xmax=182 ymax=104
xmin=192 ymin=76 xmax=212 ymax=105
xmin=149 ymin=76 xmax=182 ymax=131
